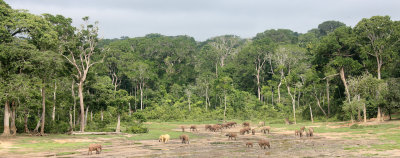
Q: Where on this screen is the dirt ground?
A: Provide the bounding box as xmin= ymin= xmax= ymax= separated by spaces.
xmin=1 ymin=121 xmax=400 ymax=158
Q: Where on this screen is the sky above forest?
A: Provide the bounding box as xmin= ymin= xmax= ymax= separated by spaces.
xmin=6 ymin=0 xmax=400 ymax=41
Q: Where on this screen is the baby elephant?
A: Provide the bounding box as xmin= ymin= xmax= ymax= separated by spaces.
xmin=88 ymin=144 xmax=102 ymax=155
xmin=258 ymin=139 xmax=270 ymax=149
xmin=246 ymin=142 xmax=253 ymax=148
xmin=225 ymin=133 xmax=237 ymax=140
xmin=308 ymin=127 xmax=314 ymax=137
xmin=180 ymin=134 xmax=190 ymax=144
xmin=300 ymin=126 xmax=305 ymax=132
xmin=251 ymin=129 xmax=255 ymax=135
xmin=243 ymin=122 xmax=250 ymax=127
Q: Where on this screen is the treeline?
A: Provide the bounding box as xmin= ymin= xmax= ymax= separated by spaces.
xmin=1 ymin=0 xmax=400 ymax=135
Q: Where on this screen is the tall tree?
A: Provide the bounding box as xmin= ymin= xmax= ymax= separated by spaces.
xmin=209 ymin=35 xmax=243 ymax=76
xmin=216 ymin=76 xmax=233 ymax=122
xmin=61 ymin=17 xmax=104 ymax=132
xmin=318 ymin=21 xmax=346 ymax=36
xmin=355 ymin=16 xmax=399 ymax=80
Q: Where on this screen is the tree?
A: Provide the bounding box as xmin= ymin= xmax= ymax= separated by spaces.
xmin=318 ymin=21 xmax=346 ymax=36
xmin=61 ymin=17 xmax=104 ymax=132
xmin=196 ymin=72 xmax=214 ymax=111
xmin=242 ymin=38 xmax=276 ymax=101
xmin=185 ymin=85 xmax=194 ymax=112
xmin=254 ymin=29 xmax=298 ymax=44
xmin=314 ymin=26 xmax=362 ymax=105
xmin=209 ymin=35 xmax=243 ymax=76
xmin=43 ymin=14 xmax=75 ymax=122
xmin=128 ymin=62 xmax=155 ymax=110
xmin=216 ymin=76 xmax=233 ymax=122
xmin=1 ymin=2 xmax=58 ymax=135
xmin=355 ymin=16 xmax=399 ymax=80
xmin=276 ymin=45 xmax=308 ymax=124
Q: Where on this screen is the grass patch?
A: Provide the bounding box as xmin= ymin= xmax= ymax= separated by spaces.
xmin=344 ymin=145 xmax=368 ymax=150
xmin=314 ymin=124 xmax=398 ymax=134
xmin=379 ymin=130 xmax=400 ymax=143
xmin=56 ymin=151 xmax=78 ymax=156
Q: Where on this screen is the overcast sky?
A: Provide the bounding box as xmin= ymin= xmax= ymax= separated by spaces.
xmin=5 ymin=0 xmax=400 ymax=41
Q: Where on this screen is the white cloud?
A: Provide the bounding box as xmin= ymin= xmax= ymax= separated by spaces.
xmin=5 ymin=0 xmax=400 ymax=41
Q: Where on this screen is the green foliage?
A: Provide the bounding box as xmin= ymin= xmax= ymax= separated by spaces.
xmin=1 ymin=0 xmax=400 ymax=135
xmin=349 ymin=124 xmax=363 ymax=129
xmin=318 ymin=20 xmax=346 ymax=36
xmin=126 ymin=124 xmax=148 ymax=134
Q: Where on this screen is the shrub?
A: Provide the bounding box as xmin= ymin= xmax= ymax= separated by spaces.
xmin=126 ymin=125 xmax=148 ymax=134
xmin=350 ymin=124 xmax=363 ymax=129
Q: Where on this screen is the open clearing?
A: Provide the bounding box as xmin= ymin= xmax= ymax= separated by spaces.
xmin=1 ymin=120 xmax=400 ymax=158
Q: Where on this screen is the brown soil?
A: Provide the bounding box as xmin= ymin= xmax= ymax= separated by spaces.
xmin=1 ymin=123 xmax=399 ymax=158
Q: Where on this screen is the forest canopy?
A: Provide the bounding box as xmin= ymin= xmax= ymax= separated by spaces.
xmin=1 ymin=0 xmax=399 ymax=135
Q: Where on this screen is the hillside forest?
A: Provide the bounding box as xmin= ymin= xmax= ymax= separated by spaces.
xmin=1 ymin=0 xmax=400 ymax=135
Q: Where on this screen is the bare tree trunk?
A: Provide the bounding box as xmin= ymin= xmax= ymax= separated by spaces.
xmin=69 ymin=107 xmax=73 ymax=131
xmin=287 ymin=85 xmax=296 ymax=124
xmin=129 ymin=102 xmax=131 ymax=116
xmin=271 ymin=88 xmax=274 ymax=106
xmin=116 ymin=114 xmax=121 ymax=132
xmin=10 ymin=101 xmax=17 ymax=135
xmin=41 ymin=87 xmax=46 ymax=135
xmin=297 ymin=91 xmax=301 ymax=108
xmin=340 ymin=67 xmax=351 ymax=103
xmin=134 ymin=84 xmax=137 ymax=112
xmin=85 ymin=105 xmax=89 ymax=126
xmin=78 ymin=81 xmax=85 ymax=132
xmin=188 ymin=95 xmax=191 ymax=112
xmin=362 ymin=97 xmax=367 ymax=123
xmin=351 ymin=115 xmax=354 ymax=124
xmin=34 ymin=113 xmax=41 ymax=133
xmin=215 ymin=63 xmax=218 ymax=78
xmin=52 ymin=81 xmax=57 ymax=121
xmin=277 ymin=69 xmax=284 ymax=104
xmin=72 ymin=80 xmax=76 ymax=129
xmin=223 ymin=92 xmax=227 ymax=122
xmin=140 ymin=83 xmax=143 ymax=110
xmin=377 ymin=107 xmax=381 ymax=122
xmin=277 ymin=81 xmax=282 ymax=104
xmin=257 ymin=69 xmax=261 ymax=101
xmin=313 ymin=93 xmax=327 ymax=117
xmin=2 ymin=100 xmax=11 ymax=136
xmin=101 ymin=109 xmax=103 ymax=121
xmin=24 ymin=110 xmax=30 ymax=133
xmin=309 ymin=104 xmax=314 ymax=123
xmin=205 ymin=88 xmax=208 ymax=111
xmin=377 ymin=58 xmax=382 ymax=80
xmin=326 ymin=79 xmax=330 ymax=117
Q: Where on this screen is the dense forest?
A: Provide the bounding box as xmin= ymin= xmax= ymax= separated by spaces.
xmin=1 ymin=0 xmax=400 ymax=135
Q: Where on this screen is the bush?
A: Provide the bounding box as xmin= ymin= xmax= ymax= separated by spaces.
xmin=126 ymin=125 xmax=148 ymax=134
xmin=350 ymin=124 xmax=363 ymax=129
xmin=45 ymin=120 xmax=70 ymax=133
xmin=132 ymin=112 xmax=147 ymax=123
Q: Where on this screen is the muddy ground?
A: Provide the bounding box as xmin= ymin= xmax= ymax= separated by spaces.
xmin=4 ymin=123 xmax=397 ymax=158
